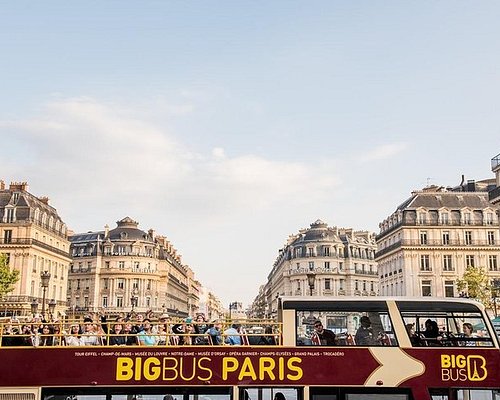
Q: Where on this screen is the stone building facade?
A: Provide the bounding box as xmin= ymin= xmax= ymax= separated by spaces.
xmin=0 ymin=181 xmax=71 ymax=317
xmin=259 ymin=220 xmax=378 ymax=318
xmin=376 ymin=180 xmax=500 ymax=298
xmin=68 ymin=217 xmax=197 ymax=318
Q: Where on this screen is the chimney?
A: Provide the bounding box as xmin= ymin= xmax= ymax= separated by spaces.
xmin=0 ymin=180 xmax=4 ymax=190
xmin=9 ymin=181 xmax=28 ymax=191
xmin=104 ymin=224 xmax=109 ymax=239
xmin=467 ymin=180 xmax=476 ymax=192
xmin=39 ymin=196 xmax=50 ymax=204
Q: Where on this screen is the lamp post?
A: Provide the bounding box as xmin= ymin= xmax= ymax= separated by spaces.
xmin=40 ymin=271 xmax=51 ymax=318
xmin=48 ymin=299 xmax=57 ymax=320
xmin=306 ymin=272 xmax=316 ymax=296
xmin=30 ymin=299 xmax=38 ymax=317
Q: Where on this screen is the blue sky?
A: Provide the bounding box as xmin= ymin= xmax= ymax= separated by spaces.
xmin=1 ymin=1 xmax=500 ymax=306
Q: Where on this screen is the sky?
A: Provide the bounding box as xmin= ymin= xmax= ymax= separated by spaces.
xmin=1 ymin=1 xmax=500 ymax=307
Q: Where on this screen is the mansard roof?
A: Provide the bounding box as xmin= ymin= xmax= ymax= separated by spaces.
xmin=401 ymin=191 xmax=491 ymax=211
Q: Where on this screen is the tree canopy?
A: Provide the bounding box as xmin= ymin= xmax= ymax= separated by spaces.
xmin=0 ymin=253 xmax=20 ymax=299
xmin=456 ymin=266 xmax=492 ymax=307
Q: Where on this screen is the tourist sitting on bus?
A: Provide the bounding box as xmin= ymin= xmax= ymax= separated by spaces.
xmin=257 ymin=326 xmax=277 ymax=345
xmin=206 ymin=319 xmax=223 ymax=345
xmin=109 ymin=321 xmax=127 ymax=346
xmin=123 ymin=319 xmax=139 ymax=345
xmin=422 ymin=319 xmax=442 ymax=345
xmin=224 ymin=323 xmax=243 ymax=345
xmin=35 ymin=324 xmax=54 ymax=347
xmin=137 ymin=318 xmax=158 ymax=346
xmin=172 ymin=319 xmax=195 ymax=345
xmin=81 ymin=317 xmax=102 ymax=346
xmin=406 ymin=323 xmax=421 ymax=346
xmin=193 ymin=314 xmax=209 ymax=345
xmin=355 ymin=316 xmax=377 ymax=346
xmin=274 ymin=393 xmax=286 ymax=400
xmin=311 ymin=320 xmax=336 ymax=346
xmin=65 ymin=323 xmax=83 ymax=346
xmin=460 ymin=323 xmax=477 ymax=346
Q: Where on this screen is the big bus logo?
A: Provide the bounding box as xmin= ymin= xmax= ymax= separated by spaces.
xmin=440 ymin=354 xmax=487 ymax=382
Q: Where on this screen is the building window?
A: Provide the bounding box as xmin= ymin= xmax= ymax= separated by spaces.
xmin=105 ymin=261 xmax=110 ymax=268
xmin=441 ymin=212 xmax=449 ymax=224
xmin=421 ymin=280 xmax=432 ymax=296
xmin=339 ymin=262 xmax=343 ymax=271
xmin=324 ymin=279 xmax=331 ymax=290
xmin=133 ymin=279 xmax=139 ymax=289
xmin=466 ymin=255 xmax=475 ymax=268
xmin=323 ymin=247 xmax=330 ymax=256
xmin=103 ymin=278 xmax=109 ymax=289
xmin=442 ymin=231 xmax=450 ymax=245
xmin=420 ymin=255 xmax=431 ymax=271
xmin=87 ymin=261 xmax=92 ymax=271
xmin=370 ymin=282 xmax=374 ymax=292
xmin=464 ymin=231 xmax=472 ymax=245
xmin=444 ymin=281 xmax=454 ymax=297
xmin=486 ymin=212 xmax=494 ymax=225
xmin=118 ymin=261 xmax=125 ymax=269
xmin=339 ymin=279 xmax=344 ymax=291
xmin=489 ymin=255 xmax=498 ymax=271
xmin=463 ymin=212 xmax=471 ymax=224
xmin=116 ymin=297 xmax=123 ymax=308
xmin=146 ymin=279 xmax=152 ymax=290
xmin=443 ymin=255 xmax=453 ymax=271
xmin=418 ymin=212 xmax=427 ymax=224
xmin=117 ymin=279 xmax=124 ymax=289
xmin=308 ymin=261 xmax=314 ymax=270
xmin=76 ymin=279 xmax=80 ymax=289
xmin=308 ymin=248 xmax=314 ymax=257
xmin=3 ymin=230 xmax=12 ymax=243
xmin=420 ymin=231 xmax=428 ymax=245
xmin=146 ymin=297 xmax=151 ymax=307
xmin=134 ymin=261 xmax=140 ymax=270
xmin=102 ymin=296 xmax=108 ymax=308
xmin=488 ymin=231 xmax=495 ymax=245
xmin=355 ymin=281 xmax=359 ymax=291
xmin=5 ymin=208 xmax=14 ymax=223
xmin=295 ymin=248 xmax=302 ymax=257
xmin=324 ymin=261 xmax=330 ymax=269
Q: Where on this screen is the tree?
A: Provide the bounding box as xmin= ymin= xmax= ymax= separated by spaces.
xmin=0 ymin=253 xmax=20 ymax=300
xmin=456 ymin=266 xmax=492 ymax=307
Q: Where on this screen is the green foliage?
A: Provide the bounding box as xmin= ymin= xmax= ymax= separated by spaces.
xmin=456 ymin=266 xmax=492 ymax=307
xmin=0 ymin=253 xmax=20 ymax=299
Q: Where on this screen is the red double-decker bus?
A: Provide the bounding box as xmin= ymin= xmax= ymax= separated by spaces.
xmin=0 ymin=297 xmax=499 ymax=400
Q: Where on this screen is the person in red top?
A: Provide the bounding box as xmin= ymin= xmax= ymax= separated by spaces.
xmin=311 ymin=320 xmax=336 ymax=345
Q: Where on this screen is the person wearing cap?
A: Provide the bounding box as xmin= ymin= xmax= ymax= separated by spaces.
xmin=206 ymin=319 xmax=222 ymax=345
xmin=355 ymin=316 xmax=376 ymax=346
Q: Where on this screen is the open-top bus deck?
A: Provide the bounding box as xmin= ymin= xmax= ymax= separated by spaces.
xmin=1 ymin=297 xmax=499 ymax=400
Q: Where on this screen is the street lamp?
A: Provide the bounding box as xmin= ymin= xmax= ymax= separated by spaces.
xmin=40 ymin=271 xmax=51 ymax=318
xmin=306 ymin=272 xmax=316 ymax=296
xmin=48 ymin=299 xmax=57 ymax=319
xmin=30 ymin=299 xmax=38 ymax=316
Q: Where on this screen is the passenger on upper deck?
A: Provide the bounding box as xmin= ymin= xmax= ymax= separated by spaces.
xmin=311 ymin=320 xmax=336 ymax=345
xmin=355 ymin=316 xmax=377 ymax=346
xmin=224 ymin=324 xmax=243 ymax=345
xmin=460 ymin=323 xmax=477 ymax=346
xmin=422 ymin=319 xmax=442 ymax=345
xmin=206 ymin=319 xmax=223 ymax=345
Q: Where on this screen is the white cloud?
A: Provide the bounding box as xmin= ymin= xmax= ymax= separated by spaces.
xmin=0 ymin=96 xmax=344 ymax=304
xmin=360 ymin=143 xmax=408 ymax=162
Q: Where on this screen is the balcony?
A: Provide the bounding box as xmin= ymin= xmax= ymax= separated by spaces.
xmin=375 ymin=239 xmax=500 ymax=258
xmin=489 ymin=186 xmax=500 ymax=204
xmin=354 ymin=269 xmax=378 ymax=276
xmin=492 ymin=153 xmax=500 ymax=171
xmin=0 ymin=237 xmax=70 ymax=258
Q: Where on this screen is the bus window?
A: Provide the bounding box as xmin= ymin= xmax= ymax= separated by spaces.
xmin=296 ymin=308 xmax=397 ymax=346
xmin=240 ymin=387 xmax=300 ymax=400
xmin=398 ymin=301 xmax=494 ymax=347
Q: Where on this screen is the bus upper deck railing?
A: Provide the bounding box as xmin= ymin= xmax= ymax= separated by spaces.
xmin=0 ymin=318 xmax=282 ymax=347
